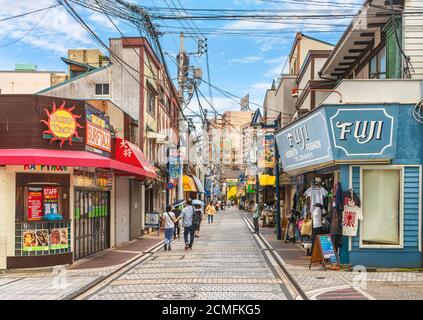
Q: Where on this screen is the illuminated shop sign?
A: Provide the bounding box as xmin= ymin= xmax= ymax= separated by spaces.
xmin=41 ymin=101 xmax=83 ymax=147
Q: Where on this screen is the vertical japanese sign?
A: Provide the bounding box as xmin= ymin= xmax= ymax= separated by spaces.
xmin=257 ymin=129 xmax=266 ymax=168
xmin=28 ymin=187 xmax=43 ymax=221
xmin=264 ymin=133 xmax=276 ymax=168
xmin=169 ymin=149 xmax=181 ymax=179
xmin=43 ymin=187 xmax=59 ymax=215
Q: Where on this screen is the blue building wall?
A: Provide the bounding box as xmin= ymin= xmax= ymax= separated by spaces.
xmin=340 ymin=105 xmax=423 ymax=268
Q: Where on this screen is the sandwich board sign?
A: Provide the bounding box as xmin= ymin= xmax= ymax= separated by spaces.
xmin=309 ymin=234 xmax=340 ymax=270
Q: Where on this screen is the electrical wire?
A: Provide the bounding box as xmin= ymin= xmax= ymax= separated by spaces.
xmin=0 ymin=3 xmax=61 ymax=22
xmin=0 ymin=0 xmax=56 ymax=48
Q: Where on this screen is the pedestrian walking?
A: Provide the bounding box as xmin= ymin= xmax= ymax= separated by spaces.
xmin=193 ymin=203 xmax=203 ymax=238
xmin=161 ymin=205 xmax=176 ymax=251
xmin=250 ymin=200 xmax=260 ymax=234
xmin=206 ymin=202 xmax=216 ymax=224
xmin=179 ymin=199 xmax=196 ymax=250
xmin=311 ymin=203 xmax=324 ymax=253
xmin=172 ymin=204 xmax=182 ymax=240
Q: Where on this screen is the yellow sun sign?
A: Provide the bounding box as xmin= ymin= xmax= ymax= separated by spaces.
xmin=41 ymin=101 xmax=83 ymax=147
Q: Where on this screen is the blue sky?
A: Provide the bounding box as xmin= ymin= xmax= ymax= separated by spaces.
xmin=0 ymin=0 xmax=363 ymax=115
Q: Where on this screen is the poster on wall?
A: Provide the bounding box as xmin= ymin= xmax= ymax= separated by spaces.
xmin=50 ymin=228 xmax=69 ymax=250
xmin=28 ymin=187 xmax=43 ymax=221
xmin=43 ymin=187 xmax=59 ymax=215
xmin=23 ymin=230 xmax=49 ymax=252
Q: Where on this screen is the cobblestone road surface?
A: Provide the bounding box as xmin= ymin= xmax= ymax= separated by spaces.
xmin=84 ymin=209 xmax=291 ymax=300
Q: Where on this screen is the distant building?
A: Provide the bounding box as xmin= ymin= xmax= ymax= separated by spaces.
xmin=0 ymin=64 xmax=67 ymax=94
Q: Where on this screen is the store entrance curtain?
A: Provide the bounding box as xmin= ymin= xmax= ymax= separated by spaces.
xmin=362 ymin=169 xmax=400 ymax=245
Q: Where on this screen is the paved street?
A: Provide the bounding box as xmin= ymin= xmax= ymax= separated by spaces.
xmin=1 ymin=207 xmax=423 ymax=300
xmin=80 ymin=208 xmax=292 ymax=300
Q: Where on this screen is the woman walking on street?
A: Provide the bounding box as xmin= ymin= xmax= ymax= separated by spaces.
xmin=161 ymin=205 xmax=176 ymax=251
xmin=206 ymin=202 xmax=216 ymax=224
xmin=193 ymin=204 xmax=203 ymax=238
xmin=250 ymin=200 xmax=260 ymax=234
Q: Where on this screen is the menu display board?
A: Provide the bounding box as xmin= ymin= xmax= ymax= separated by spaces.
xmin=28 ymin=187 xmax=43 ymax=221
xmin=50 ymin=228 xmax=69 ymax=250
xmin=23 ymin=230 xmax=49 ymax=252
xmin=43 ymin=187 xmax=59 ymax=215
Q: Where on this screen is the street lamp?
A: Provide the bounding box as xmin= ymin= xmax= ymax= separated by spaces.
xmin=250 ymin=109 xmax=282 ymax=240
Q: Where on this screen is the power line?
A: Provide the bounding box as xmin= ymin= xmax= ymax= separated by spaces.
xmin=0 ymin=1 xmax=56 ymax=48
xmin=0 ymin=3 xmax=61 ymax=22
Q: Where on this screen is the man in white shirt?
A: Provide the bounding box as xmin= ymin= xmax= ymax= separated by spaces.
xmin=179 ymin=199 xmax=196 ymax=250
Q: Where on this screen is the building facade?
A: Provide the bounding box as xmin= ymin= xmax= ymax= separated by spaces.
xmin=37 ymin=37 xmax=180 ymax=241
xmin=274 ymin=0 xmax=423 ymax=267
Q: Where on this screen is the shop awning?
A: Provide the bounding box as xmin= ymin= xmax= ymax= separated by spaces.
xmin=192 ymin=175 xmax=205 ymax=193
xmin=183 ymin=175 xmax=198 ymax=192
xmin=0 ymin=149 xmax=156 ymax=179
xmin=114 ymin=138 xmax=157 ymax=179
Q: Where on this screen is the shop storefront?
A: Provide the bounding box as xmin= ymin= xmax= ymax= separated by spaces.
xmin=275 ymin=104 xmax=423 ymax=268
xmin=73 ymin=168 xmax=113 ymax=260
xmin=0 ymin=95 xmax=156 ymax=269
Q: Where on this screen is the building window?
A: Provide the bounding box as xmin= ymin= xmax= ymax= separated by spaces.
xmin=95 ymin=83 xmax=109 ymax=95
xmin=361 ymin=168 xmax=402 ymax=247
xmin=147 ymin=89 xmax=156 ymax=117
xmin=369 ymin=46 xmax=386 ymax=79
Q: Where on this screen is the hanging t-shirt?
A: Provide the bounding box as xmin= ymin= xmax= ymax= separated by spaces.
xmin=312 ymin=207 xmax=323 ymax=228
xmin=342 ymin=205 xmax=363 ymax=236
xmin=305 ymin=186 xmax=328 ymax=209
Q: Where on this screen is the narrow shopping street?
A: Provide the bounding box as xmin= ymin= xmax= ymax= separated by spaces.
xmin=77 ymin=208 xmax=292 ymax=300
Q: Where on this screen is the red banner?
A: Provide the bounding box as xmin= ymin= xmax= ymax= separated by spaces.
xmin=28 ymin=187 xmax=43 ymax=221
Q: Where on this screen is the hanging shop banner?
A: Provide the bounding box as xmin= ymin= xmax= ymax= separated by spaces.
xmin=327 ymin=106 xmax=397 ymax=160
xmin=264 ymin=133 xmax=276 ymax=168
xmin=23 ymin=230 xmax=49 ymax=252
xmin=205 ymin=177 xmax=212 ymax=196
xmin=275 ymin=109 xmax=333 ymax=172
xmin=169 ymin=149 xmax=181 ymax=179
xmin=28 ymin=187 xmax=43 ymax=221
xmin=257 ymin=129 xmax=266 ymax=168
xmin=50 ymin=228 xmax=69 ymax=250
xmin=41 ymin=101 xmax=83 ymax=147
xmin=43 ymin=187 xmax=59 ymax=215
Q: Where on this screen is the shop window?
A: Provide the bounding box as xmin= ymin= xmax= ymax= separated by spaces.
xmin=369 ymin=46 xmax=387 ymax=79
xmin=95 ymin=83 xmax=109 ymax=95
xmin=361 ymin=168 xmax=402 ymax=247
xmin=147 ymin=89 xmax=156 ymax=117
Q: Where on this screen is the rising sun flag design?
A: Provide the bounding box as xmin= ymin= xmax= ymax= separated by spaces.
xmin=40 ymin=101 xmax=83 ymax=147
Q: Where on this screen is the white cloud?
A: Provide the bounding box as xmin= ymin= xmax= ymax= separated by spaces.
xmin=0 ymin=1 xmax=96 ymax=55
xmin=228 ymin=55 xmax=262 ymax=64
xmin=263 ymin=55 xmax=289 ymax=78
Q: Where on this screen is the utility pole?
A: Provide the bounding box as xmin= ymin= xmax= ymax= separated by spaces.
xmin=177 ymin=32 xmax=186 ymax=201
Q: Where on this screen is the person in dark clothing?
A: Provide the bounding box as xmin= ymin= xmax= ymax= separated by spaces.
xmin=173 ymin=205 xmax=182 ymax=239
xmin=193 ymin=204 xmax=203 ymax=238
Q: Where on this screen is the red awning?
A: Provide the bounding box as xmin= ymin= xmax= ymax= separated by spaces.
xmin=0 ymin=149 xmax=156 ymax=179
xmin=115 ymin=138 xmax=157 ymax=179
